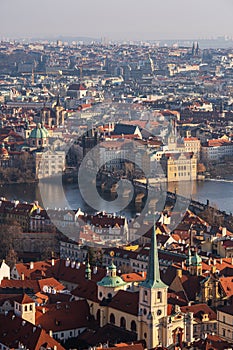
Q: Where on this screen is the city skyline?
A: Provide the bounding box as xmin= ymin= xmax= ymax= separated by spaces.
xmin=1 ymin=0 xmax=233 ymax=41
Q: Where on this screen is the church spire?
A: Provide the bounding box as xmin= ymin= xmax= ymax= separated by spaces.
xmin=140 ymin=223 xmax=167 ymax=289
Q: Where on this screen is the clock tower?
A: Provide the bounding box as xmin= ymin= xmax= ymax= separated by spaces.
xmin=138 ymin=225 xmax=168 ymax=348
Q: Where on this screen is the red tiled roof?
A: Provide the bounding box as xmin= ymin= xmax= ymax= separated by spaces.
xmin=180 ymin=303 xmax=216 ymax=321
xmin=36 ymin=300 xmax=90 ymax=332
xmin=0 ymin=313 xmax=64 ymax=350
xmin=14 ymin=293 xmax=34 ymax=304
xmin=108 ymin=290 xmax=139 ymax=316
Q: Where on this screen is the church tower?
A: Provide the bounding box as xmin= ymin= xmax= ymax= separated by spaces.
xmin=138 ymin=225 xmax=168 ymax=348
xmin=54 ymin=95 xmax=64 ymax=126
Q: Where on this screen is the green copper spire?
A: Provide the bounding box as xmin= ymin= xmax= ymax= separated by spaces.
xmin=140 ymin=223 xmax=167 ymax=289
xmin=85 ymin=258 xmax=92 ymax=280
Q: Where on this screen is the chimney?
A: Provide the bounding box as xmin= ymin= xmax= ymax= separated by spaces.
xmin=42 ymin=307 xmax=46 ymax=314
xmin=30 ymin=261 xmax=34 ymax=270
xmin=21 ymin=273 xmax=25 ymax=281
xmin=222 ymin=227 xmax=227 ymax=237
xmin=51 ymin=258 xmax=55 ymax=266
xmin=211 ymin=265 xmax=216 ymax=274
xmin=49 ymin=330 xmax=53 ymax=337
xmin=176 ymin=269 xmax=182 ymax=278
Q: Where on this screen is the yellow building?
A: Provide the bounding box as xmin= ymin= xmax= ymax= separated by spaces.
xmin=184 ymin=137 xmax=201 ymax=160
xmin=161 ymin=152 xmax=197 ymax=182
xmin=14 ymin=294 xmax=36 ymax=325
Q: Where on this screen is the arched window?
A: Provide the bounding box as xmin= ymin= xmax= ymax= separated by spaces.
xmin=107 ymin=293 xmax=112 ymax=299
xmin=96 ymin=309 xmax=100 ymax=325
xmin=131 ymin=320 xmax=137 ymax=332
xmin=110 ymin=313 xmax=115 ymax=324
xmin=157 ymin=291 xmax=162 ymax=302
xmin=120 ymin=317 xmax=126 ymax=329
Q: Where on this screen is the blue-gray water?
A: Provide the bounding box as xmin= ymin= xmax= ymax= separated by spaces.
xmin=0 ymin=179 xmax=232 ymax=215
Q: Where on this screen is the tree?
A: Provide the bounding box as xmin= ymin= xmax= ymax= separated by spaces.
xmin=6 ymin=248 xmax=18 ymax=269
xmin=0 ymin=222 xmax=22 ymax=260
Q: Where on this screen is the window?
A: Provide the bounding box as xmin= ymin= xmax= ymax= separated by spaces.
xmin=131 ymin=320 xmax=137 ymax=332
xmin=143 ymin=290 xmax=148 ymax=302
xmin=157 ymin=291 xmax=162 ymax=302
xmin=120 ymin=317 xmax=126 ymax=329
xmin=223 ymin=329 xmax=226 ymax=337
xmin=110 ymin=313 xmax=115 ymax=325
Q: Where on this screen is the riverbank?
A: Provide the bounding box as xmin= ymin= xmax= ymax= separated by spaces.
xmin=206 ymin=161 xmax=233 ymax=180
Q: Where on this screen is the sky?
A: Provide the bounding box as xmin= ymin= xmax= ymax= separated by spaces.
xmin=1 ymin=0 xmax=233 ymax=41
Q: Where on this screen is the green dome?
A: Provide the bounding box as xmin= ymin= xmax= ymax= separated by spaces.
xmin=29 ymin=123 xmax=48 ymax=139
xmin=191 ymin=252 xmax=202 ymax=266
xmin=97 ymin=275 xmax=126 ymax=288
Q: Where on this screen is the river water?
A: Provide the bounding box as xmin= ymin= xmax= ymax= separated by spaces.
xmin=0 ymin=179 xmax=232 ymax=215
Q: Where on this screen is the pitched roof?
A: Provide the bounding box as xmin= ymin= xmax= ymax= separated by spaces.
xmin=36 ymin=300 xmax=90 ymax=332
xmin=108 ymin=290 xmax=139 ymax=316
xmin=78 ymin=324 xmax=137 ymax=347
xmin=180 ymin=303 xmax=216 ymax=321
xmin=0 ymin=277 xmax=64 ymax=294
xmin=14 ymin=293 xmax=34 ymax=304
xmin=0 ymin=313 xmax=64 ymax=350
xmin=45 ymin=259 xmax=106 ymax=285
xmin=191 ymin=334 xmax=233 ymax=350
xmin=113 ymin=124 xmax=139 ymax=136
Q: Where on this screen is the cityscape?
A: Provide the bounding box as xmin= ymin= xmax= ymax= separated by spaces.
xmin=1 ymin=1 xmax=233 ymax=350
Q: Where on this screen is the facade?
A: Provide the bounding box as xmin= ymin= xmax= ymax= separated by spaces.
xmin=218 ymin=305 xmax=233 ymax=342
xmin=161 ymin=152 xmax=197 ymax=182
xmin=34 ymin=149 xmax=65 ymax=179
xmin=201 ymin=138 xmax=233 ymax=163
xmin=0 ymin=260 xmax=10 ymax=284
xmin=184 ymin=137 xmax=201 ymax=160
xmin=40 ymin=97 xmax=65 ymax=127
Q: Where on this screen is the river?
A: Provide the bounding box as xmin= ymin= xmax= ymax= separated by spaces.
xmin=0 ymin=179 xmax=232 ymax=215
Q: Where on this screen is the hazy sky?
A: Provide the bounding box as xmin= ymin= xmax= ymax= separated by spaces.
xmin=1 ymin=0 xmax=233 ymax=41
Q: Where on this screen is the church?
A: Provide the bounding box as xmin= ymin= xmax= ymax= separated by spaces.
xmin=73 ymin=226 xmax=194 ymax=349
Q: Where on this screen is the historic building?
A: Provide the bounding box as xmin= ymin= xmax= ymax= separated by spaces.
xmin=40 ymin=96 xmax=65 ymax=127
xmin=160 ymin=152 xmax=197 ymax=182
xmin=29 ymin=123 xmax=49 ymax=149
xmin=73 ymin=226 xmax=194 ymax=349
